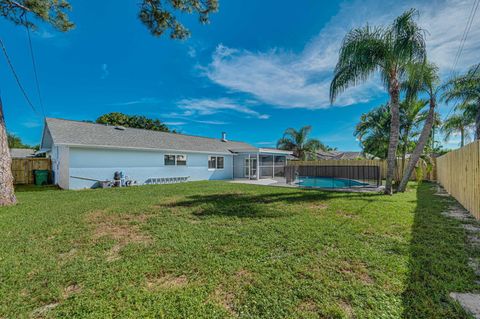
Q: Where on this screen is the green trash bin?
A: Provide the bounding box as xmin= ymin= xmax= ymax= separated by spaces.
xmin=34 ymin=170 xmax=49 ymax=186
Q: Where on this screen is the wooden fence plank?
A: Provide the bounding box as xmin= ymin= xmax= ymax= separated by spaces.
xmin=436 ymin=140 xmax=480 ymax=220
xmin=11 ymin=158 xmax=51 ymax=185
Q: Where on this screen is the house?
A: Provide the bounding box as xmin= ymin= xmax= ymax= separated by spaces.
xmin=9 ymin=148 xmax=36 ymax=158
xmin=40 ymin=118 xmax=292 ymax=190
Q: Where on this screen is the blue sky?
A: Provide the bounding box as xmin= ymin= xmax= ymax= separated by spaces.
xmin=1 ymin=0 xmax=479 ymax=149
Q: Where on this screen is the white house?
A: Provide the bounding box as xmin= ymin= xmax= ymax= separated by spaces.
xmin=40 ymin=118 xmax=292 ymax=189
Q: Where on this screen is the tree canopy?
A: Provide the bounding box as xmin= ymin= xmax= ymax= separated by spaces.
xmin=0 ymin=0 xmax=219 ymax=39
xmin=7 ymin=132 xmax=31 ymax=149
xmin=277 ymin=126 xmax=330 ymax=160
xmin=96 ymin=112 xmax=172 ymax=132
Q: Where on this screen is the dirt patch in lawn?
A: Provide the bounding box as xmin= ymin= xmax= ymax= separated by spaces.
xmin=86 ymin=210 xmax=152 ymax=261
xmin=210 ymin=285 xmax=237 ymax=317
xmin=31 ymin=302 xmax=60 ymax=318
xmin=63 ymin=283 xmax=82 ymax=299
xmin=308 ymin=203 xmax=328 ymax=210
xmin=31 ymin=283 xmax=82 ymax=318
xmin=146 ymin=273 xmax=188 ymax=290
xmin=336 ymin=210 xmax=357 ymax=219
xmin=338 ymin=260 xmax=374 ymax=285
xmin=338 ymin=300 xmax=354 ymax=318
xmin=235 ymin=269 xmax=252 ymax=280
xmin=297 ymin=299 xmax=317 ymax=313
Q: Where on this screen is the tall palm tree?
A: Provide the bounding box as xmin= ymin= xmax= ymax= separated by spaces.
xmin=277 ymin=126 xmax=326 ymax=160
xmin=441 ymin=112 xmax=474 ymax=147
xmin=443 ymin=64 xmax=480 ymax=139
xmin=330 ymin=9 xmax=426 ymax=194
xmin=398 ymin=61 xmax=440 ymax=192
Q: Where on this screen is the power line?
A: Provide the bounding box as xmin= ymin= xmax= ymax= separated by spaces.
xmin=24 ymin=14 xmax=46 ymax=117
xmin=444 ymin=0 xmax=479 ymax=120
xmin=451 ymin=0 xmax=479 ymax=74
xmin=0 ymin=36 xmax=40 ymax=116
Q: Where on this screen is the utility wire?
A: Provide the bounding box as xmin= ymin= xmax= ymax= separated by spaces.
xmin=0 ymin=36 xmax=40 ymax=116
xmin=451 ymin=0 xmax=479 ymax=74
xmin=444 ymin=0 xmax=479 ymax=120
xmin=24 ymin=14 xmax=46 ymax=118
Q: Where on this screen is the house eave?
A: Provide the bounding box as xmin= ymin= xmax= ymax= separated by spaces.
xmin=53 ymin=143 xmax=234 ymax=155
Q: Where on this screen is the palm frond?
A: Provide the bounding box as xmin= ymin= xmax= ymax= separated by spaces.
xmin=330 ymin=25 xmax=387 ymax=102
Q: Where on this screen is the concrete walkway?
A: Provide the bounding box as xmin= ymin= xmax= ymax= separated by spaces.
xmin=436 ymin=185 xmax=480 ymax=318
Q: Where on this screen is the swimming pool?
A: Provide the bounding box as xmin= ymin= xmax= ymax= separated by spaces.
xmin=297 ymin=176 xmax=369 ymax=189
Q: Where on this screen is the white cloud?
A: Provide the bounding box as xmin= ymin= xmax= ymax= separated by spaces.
xmin=22 ymin=120 xmax=42 ymax=128
xmin=109 ymin=97 xmax=161 ymax=106
xmin=176 ymin=97 xmax=270 ymax=119
xmin=163 ymin=121 xmax=186 ymax=126
xmin=187 ymin=46 xmax=197 ymax=58
xmin=256 ymin=141 xmax=276 ymax=146
xmin=202 ymin=0 xmax=480 ymax=109
xmin=100 ymin=63 xmax=109 ymax=79
xmin=35 ymin=30 xmax=55 ymax=39
xmin=194 ymin=120 xmax=229 ymax=125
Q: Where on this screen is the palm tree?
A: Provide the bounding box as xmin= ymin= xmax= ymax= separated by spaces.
xmin=277 ymin=126 xmax=326 ymax=160
xmin=330 ymin=9 xmax=426 ymax=194
xmin=398 ymin=61 xmax=440 ymax=192
xmin=354 ymin=104 xmax=391 ymax=159
xmin=442 ymin=64 xmax=480 ymax=139
xmin=399 ymin=98 xmax=429 ymax=178
xmin=441 ymin=112 xmax=474 ymax=147
xmin=355 ymin=98 xmax=429 ymax=179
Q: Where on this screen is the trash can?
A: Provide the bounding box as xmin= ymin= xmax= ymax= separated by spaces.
xmin=34 ymin=170 xmax=49 ymax=186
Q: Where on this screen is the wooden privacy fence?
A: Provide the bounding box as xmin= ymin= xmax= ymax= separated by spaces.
xmin=290 ymin=159 xmax=436 ymax=181
xmin=11 ymin=158 xmax=52 ymax=185
xmin=436 ymin=141 xmax=480 ymax=220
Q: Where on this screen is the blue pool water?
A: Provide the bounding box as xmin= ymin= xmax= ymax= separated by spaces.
xmin=297 ymin=176 xmax=369 ymax=189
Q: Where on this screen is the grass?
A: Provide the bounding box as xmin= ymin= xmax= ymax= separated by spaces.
xmin=1 ymin=181 xmax=478 ymax=318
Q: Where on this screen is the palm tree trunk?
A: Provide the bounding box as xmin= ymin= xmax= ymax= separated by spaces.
xmin=398 ymin=96 xmax=436 ymax=192
xmin=0 ymin=98 xmax=17 ymax=206
xmin=400 ymin=127 xmax=410 ymax=182
xmin=460 ymin=127 xmax=464 ymax=147
xmin=385 ymin=76 xmax=401 ymax=195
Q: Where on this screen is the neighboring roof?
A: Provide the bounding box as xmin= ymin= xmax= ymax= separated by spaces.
xmin=10 ymin=148 xmax=35 ymax=158
xmin=315 ymin=150 xmax=373 ymax=160
xmin=43 ymin=118 xmax=269 ymax=154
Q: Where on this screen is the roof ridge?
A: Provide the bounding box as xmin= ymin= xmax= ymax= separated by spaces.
xmin=46 ymin=117 xmax=246 ymax=144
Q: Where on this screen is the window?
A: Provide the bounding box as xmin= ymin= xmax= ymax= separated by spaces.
xmin=208 ymin=156 xmax=224 ymax=169
xmin=208 ymin=156 xmax=216 ymax=169
xmin=217 ymin=156 xmax=224 ymax=169
xmin=176 ymin=154 xmax=187 ymax=166
xmin=164 ymin=154 xmax=187 ymax=166
xmin=164 ymin=155 xmax=176 ymax=166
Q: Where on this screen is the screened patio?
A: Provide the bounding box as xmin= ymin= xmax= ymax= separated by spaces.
xmin=231 ymin=148 xmax=293 ymax=180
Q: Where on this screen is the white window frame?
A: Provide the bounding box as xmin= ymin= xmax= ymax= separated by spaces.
xmin=208 ymin=156 xmax=225 ymax=170
xmin=164 ymin=154 xmax=187 ymax=166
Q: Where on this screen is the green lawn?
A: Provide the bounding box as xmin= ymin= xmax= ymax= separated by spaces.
xmin=1 ymin=182 xmax=478 ymax=318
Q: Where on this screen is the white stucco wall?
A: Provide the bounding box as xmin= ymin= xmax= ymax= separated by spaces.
xmin=51 ymin=145 xmax=70 ymax=189
xmin=67 ymin=147 xmax=233 ymax=189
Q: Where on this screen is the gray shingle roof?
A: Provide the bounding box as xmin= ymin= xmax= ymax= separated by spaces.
xmin=44 ymin=118 xmax=254 ymax=154
xmin=10 ymin=148 xmax=35 ymax=158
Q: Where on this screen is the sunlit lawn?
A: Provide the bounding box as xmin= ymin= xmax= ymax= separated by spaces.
xmin=0 ymin=181 xmax=477 ymax=318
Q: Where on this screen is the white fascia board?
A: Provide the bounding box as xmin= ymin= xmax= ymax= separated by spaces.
xmin=57 ymin=143 xmax=232 ymax=155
